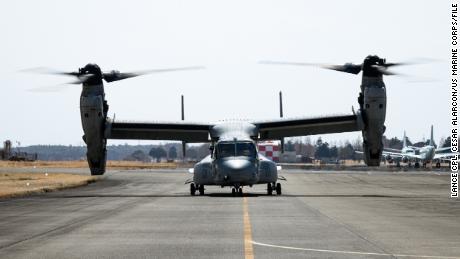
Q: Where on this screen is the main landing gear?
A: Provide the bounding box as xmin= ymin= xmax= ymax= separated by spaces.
xmin=232 ymin=187 xmax=243 ymax=197
xmin=190 ymin=183 xmax=205 ymax=196
xmin=267 ymin=182 xmax=282 ymax=195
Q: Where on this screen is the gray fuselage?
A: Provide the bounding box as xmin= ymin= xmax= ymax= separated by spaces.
xmin=192 ymin=122 xmax=278 ymax=187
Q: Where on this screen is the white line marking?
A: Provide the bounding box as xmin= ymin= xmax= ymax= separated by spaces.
xmin=252 ymin=241 xmax=460 ymax=258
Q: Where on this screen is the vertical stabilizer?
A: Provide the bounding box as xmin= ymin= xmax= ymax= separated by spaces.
xmin=403 ymin=131 xmax=407 ymax=148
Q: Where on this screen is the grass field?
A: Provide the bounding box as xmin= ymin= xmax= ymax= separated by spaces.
xmin=0 ymin=173 xmax=97 ymax=198
xmin=0 ymin=160 xmax=179 ymax=170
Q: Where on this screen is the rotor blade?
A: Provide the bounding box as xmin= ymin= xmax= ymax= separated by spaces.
xmin=383 ymin=57 xmax=439 ymax=68
xmin=372 ymin=65 xmax=400 ymax=76
xmin=21 ymin=67 xmax=80 ymax=77
xmin=383 ymin=62 xmax=408 ymax=67
xmin=103 ymin=66 xmax=205 ymax=83
xmin=27 ymin=75 xmax=95 ymax=92
xmin=322 ymin=63 xmax=362 ymax=74
xmin=68 ymin=74 xmax=95 ymax=84
xmin=260 ymin=61 xmax=362 ymax=74
xmin=21 ymin=66 xmax=94 ymax=84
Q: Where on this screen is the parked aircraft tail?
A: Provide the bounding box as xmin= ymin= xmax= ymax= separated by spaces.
xmin=403 ymin=131 xmax=407 ymax=148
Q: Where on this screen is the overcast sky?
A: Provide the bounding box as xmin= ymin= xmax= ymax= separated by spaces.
xmin=0 ymin=0 xmax=450 ymax=146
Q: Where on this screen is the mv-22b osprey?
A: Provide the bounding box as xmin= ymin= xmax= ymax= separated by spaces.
xmin=38 ymin=55 xmax=396 ymax=196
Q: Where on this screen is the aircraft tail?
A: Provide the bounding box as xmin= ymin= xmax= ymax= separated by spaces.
xmin=429 ymin=125 xmax=434 ymax=146
xmin=403 ymin=131 xmax=407 ymax=148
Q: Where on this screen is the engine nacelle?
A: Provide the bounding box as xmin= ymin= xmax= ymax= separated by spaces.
xmin=360 ymin=77 xmax=387 ymax=166
xmin=80 ymin=94 xmax=107 ymax=175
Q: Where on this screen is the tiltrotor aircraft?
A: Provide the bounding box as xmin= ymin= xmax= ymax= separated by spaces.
xmin=34 ymin=55 xmax=395 ymax=196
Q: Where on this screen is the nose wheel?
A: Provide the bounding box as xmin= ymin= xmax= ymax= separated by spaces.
xmin=190 ymin=183 xmax=205 ymax=196
xmin=199 ymin=185 xmax=205 ymax=195
xmin=267 ymin=182 xmax=282 ymax=195
xmin=232 ymin=187 xmax=243 ymax=196
xmin=190 ymin=183 xmax=196 ymax=196
xmin=276 ymin=183 xmax=282 ymax=195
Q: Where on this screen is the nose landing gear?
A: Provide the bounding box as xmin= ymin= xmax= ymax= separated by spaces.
xmin=231 ymin=185 xmax=243 ymax=196
xmin=276 ymin=183 xmax=282 ymax=195
xmin=190 ymin=183 xmax=205 ymax=196
xmin=267 ymin=182 xmax=282 ymax=195
xmin=190 ymin=183 xmax=196 ymax=196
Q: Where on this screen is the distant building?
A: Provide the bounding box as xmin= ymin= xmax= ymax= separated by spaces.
xmin=0 ymin=140 xmax=37 ymax=161
xmin=0 ymin=140 xmax=12 ymax=160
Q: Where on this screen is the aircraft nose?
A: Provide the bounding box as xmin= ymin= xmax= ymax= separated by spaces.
xmin=222 ymin=159 xmax=253 ymax=171
xmin=218 ymin=159 xmax=258 ymax=184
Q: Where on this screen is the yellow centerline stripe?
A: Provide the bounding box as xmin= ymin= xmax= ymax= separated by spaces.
xmin=243 ymin=196 xmax=254 ymax=259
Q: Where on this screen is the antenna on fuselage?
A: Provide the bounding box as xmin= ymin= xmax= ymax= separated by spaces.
xmin=429 ymin=125 xmax=434 ymax=146
xmin=181 ymin=95 xmax=185 ymax=121
xmin=279 ymin=91 xmax=283 ymax=118
xmin=279 ymin=91 xmax=285 ymax=154
xmin=181 ymin=94 xmax=187 ymax=160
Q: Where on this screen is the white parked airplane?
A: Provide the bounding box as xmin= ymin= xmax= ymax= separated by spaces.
xmin=383 ymin=126 xmax=456 ymax=168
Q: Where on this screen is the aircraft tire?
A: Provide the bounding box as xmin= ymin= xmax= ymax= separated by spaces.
xmin=199 ymin=185 xmax=205 ymax=195
xmin=415 ymin=162 xmax=420 ymax=168
xmin=276 ymin=183 xmax=282 ymax=195
xmin=238 ymin=188 xmax=243 ymax=196
xmin=232 ymin=188 xmax=236 ymax=196
xmin=436 ymin=162 xmax=441 ymax=168
xmin=190 ymin=183 xmax=196 ymax=196
xmin=267 ymin=183 xmax=273 ymax=195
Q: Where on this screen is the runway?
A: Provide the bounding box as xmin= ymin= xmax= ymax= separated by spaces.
xmin=0 ymin=169 xmax=459 ymax=259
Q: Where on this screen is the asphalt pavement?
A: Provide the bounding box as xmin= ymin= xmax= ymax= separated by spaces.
xmin=0 ymin=169 xmax=459 ymax=259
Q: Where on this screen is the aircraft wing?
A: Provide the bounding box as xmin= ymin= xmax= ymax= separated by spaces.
xmin=435 ymin=147 xmax=453 ymax=152
xmin=383 ymin=148 xmax=402 ymax=153
xmin=434 ymin=152 xmax=458 ymax=161
xmin=382 ymin=151 xmax=404 ymax=158
xmin=254 ymin=114 xmax=362 ymax=140
xmin=382 ymin=150 xmax=421 ymax=160
xmin=105 ymin=121 xmax=212 ymax=142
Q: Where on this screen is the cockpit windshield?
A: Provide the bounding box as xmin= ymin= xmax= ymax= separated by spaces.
xmin=216 ymin=141 xmax=257 ymax=159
